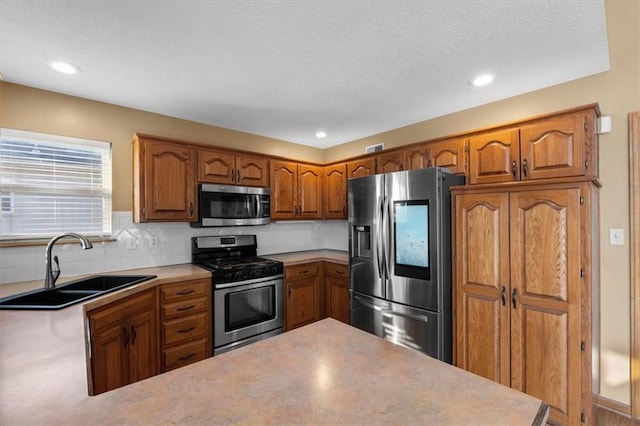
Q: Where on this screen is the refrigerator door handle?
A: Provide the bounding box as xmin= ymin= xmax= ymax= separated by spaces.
xmin=380 ymin=309 xmax=430 ymax=323
xmin=382 ymin=195 xmax=391 ymax=279
xmin=376 ymin=196 xmax=385 ymax=279
xmin=353 ymin=294 xmax=384 ymax=311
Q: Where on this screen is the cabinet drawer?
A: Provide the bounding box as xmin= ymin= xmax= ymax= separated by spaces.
xmin=89 ymin=289 xmax=155 ymax=333
xmin=162 ymin=338 xmax=208 ymax=372
xmin=160 ymin=279 xmax=209 ymax=302
xmin=161 ymin=297 xmax=208 ymax=320
xmin=285 ymin=262 xmax=319 ymax=279
xmin=162 ymin=313 xmax=208 ymax=346
xmin=324 ymin=262 xmax=348 ymax=278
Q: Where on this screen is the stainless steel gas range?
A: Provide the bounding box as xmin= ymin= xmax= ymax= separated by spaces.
xmin=192 ymin=235 xmax=284 ymax=355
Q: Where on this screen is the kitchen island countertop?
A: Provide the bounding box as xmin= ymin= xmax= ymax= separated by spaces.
xmin=1 ymin=309 xmax=547 ymax=424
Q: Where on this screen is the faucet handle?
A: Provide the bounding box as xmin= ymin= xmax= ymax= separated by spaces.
xmin=52 ymin=255 xmax=60 ymax=284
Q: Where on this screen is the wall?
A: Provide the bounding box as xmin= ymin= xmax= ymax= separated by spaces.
xmin=0 ymin=82 xmax=325 ymax=211
xmin=324 ymin=0 xmax=638 ymax=405
xmin=0 ymin=0 xmax=637 ymax=405
xmin=0 ymin=213 xmax=348 ymax=285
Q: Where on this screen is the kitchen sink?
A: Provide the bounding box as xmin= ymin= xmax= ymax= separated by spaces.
xmin=0 ymin=275 xmax=157 ymax=310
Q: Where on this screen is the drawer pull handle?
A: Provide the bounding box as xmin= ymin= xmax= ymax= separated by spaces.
xmin=178 ymin=353 xmax=196 ymax=361
xmin=177 ymin=305 xmax=196 ymax=311
xmin=301 ymin=270 xmax=309 ymax=274
xmin=178 ymin=326 xmax=196 ymax=333
xmin=336 ymin=270 xmax=346 ymax=275
xmin=177 ymin=289 xmax=195 ymax=295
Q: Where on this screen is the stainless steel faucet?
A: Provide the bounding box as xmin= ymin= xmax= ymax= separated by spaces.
xmin=44 ymin=233 xmax=93 ymax=289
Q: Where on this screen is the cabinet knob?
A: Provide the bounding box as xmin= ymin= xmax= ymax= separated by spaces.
xmin=511 ymin=161 xmax=517 ymax=178
xmin=236 ymin=169 xmax=241 ymax=181
xmin=231 ymin=169 xmax=235 ymax=183
xmin=501 ymin=286 xmax=506 ymax=306
xmin=522 ymin=159 xmax=528 ymax=177
xmin=189 ymin=202 xmax=194 ymax=216
xmin=512 ymin=288 xmax=518 ymax=309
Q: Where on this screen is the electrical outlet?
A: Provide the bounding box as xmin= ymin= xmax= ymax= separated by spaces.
xmin=150 ymin=236 xmax=159 ymax=248
xmin=127 ymin=238 xmax=137 ymax=250
xmin=609 ymin=228 xmax=624 ymax=245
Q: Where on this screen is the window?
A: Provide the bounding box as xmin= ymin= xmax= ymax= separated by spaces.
xmin=0 ymin=128 xmax=112 ymax=240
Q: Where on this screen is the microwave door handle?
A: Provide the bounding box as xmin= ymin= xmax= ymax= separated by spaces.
xmin=255 ymin=195 xmax=262 ymax=217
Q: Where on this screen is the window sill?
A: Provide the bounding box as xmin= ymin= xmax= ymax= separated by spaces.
xmin=0 ymin=237 xmax=116 ymax=248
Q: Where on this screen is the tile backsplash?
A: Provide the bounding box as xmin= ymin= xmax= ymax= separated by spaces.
xmin=0 ymin=212 xmax=348 ymax=285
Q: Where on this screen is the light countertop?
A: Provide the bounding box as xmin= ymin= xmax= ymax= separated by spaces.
xmin=1 ymin=306 xmax=547 ymax=425
xmin=264 ymin=249 xmax=348 ymax=265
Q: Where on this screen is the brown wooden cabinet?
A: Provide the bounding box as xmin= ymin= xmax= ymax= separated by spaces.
xmin=402 ymin=144 xmax=428 ymax=170
xmin=159 ymin=279 xmax=212 ymax=372
xmin=376 ymin=151 xmax=404 ymax=173
xmin=270 ymin=160 xmax=322 ymax=220
xmin=284 ymin=262 xmax=322 ymax=331
xmin=323 ymin=163 xmax=347 ymax=219
xmin=427 ymin=138 xmax=467 ymax=175
xmin=347 ymin=157 xmax=376 ymax=179
xmin=87 ymin=289 xmax=158 ymax=395
xmin=198 ymin=148 xmax=269 ymax=187
xmin=324 ymin=262 xmax=350 ymax=324
xmin=453 ymin=180 xmax=598 ymax=425
xmin=468 ymin=107 xmax=598 ymax=185
xmin=133 ymin=135 xmax=196 ymax=222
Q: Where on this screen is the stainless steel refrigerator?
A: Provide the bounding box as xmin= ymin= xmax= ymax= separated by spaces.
xmin=348 ymin=167 xmax=463 ymax=363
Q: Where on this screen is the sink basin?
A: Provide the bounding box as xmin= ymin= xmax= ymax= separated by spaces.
xmin=0 ymin=275 xmax=157 ymax=310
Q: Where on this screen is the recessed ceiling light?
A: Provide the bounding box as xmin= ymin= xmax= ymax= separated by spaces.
xmin=315 ymin=131 xmax=327 ymax=138
xmin=49 ymin=61 xmax=80 ymax=75
xmin=470 ymin=73 xmax=494 ymax=87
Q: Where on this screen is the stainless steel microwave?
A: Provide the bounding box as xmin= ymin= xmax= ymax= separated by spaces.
xmin=193 ymin=184 xmax=270 ymax=227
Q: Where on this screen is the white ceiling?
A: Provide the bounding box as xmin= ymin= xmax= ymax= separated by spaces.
xmin=0 ymin=1 xmax=609 ymax=149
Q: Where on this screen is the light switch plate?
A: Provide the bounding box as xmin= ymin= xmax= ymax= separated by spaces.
xmin=609 ymin=228 xmax=624 ymax=245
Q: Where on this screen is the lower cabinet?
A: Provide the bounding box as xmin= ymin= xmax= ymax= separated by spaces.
xmin=87 ymin=289 xmax=158 ymax=395
xmin=284 ymin=261 xmax=350 ymax=331
xmin=159 ymin=278 xmax=212 ymax=372
xmin=284 ymin=262 xmax=321 ymax=331
xmin=324 ymin=262 xmax=350 ymax=324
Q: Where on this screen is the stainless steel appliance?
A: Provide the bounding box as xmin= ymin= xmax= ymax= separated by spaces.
xmin=191 ymin=235 xmax=283 ymax=355
xmin=192 ymin=184 xmax=270 ymax=227
xmin=348 ymin=167 xmax=464 ymax=362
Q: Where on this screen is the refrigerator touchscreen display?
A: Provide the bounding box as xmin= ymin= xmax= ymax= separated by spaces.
xmin=393 ymin=200 xmax=430 ymax=280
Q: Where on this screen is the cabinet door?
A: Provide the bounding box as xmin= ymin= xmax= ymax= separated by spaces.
xmin=469 ymin=129 xmax=520 ymax=184
xmin=325 ymin=263 xmax=350 ymax=324
xmin=377 ymin=151 xmax=404 ymax=173
xmin=285 ymin=275 xmax=321 ymax=331
xmin=236 ymin=154 xmax=269 ymax=187
xmin=270 ymin=160 xmax=298 ymax=219
xmin=428 ymin=138 xmax=467 ymax=175
xmin=402 ymin=144 xmax=428 ymax=170
xmin=198 ymin=148 xmax=235 ymax=184
xmin=323 ymin=163 xmax=347 ymax=219
xmin=519 ymin=114 xmax=586 ymax=181
xmin=347 ymin=158 xmax=376 ymax=179
xmin=127 ymin=308 xmax=158 ymax=384
xmin=454 ymin=192 xmax=510 ymax=386
xmin=91 ymin=323 xmax=129 ymax=395
xmin=142 ymin=140 xmax=196 ymax=221
xmin=298 ymin=164 xmax=323 ymax=219
xmin=509 ymin=188 xmax=582 ymax=425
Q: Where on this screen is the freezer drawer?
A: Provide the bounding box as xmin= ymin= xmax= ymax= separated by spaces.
xmin=351 ymin=292 xmax=447 ymax=362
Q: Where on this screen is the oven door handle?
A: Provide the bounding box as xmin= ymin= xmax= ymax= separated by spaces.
xmin=215 ymin=275 xmax=284 ymax=290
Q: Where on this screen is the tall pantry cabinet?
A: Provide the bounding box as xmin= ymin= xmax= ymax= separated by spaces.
xmin=451 ymin=104 xmax=600 ymax=426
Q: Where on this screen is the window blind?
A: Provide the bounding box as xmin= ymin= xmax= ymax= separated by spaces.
xmin=0 ymin=128 xmax=112 ymax=240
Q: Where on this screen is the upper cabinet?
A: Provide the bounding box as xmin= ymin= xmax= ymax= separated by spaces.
xmin=323 ymin=163 xmax=347 ymax=219
xmin=427 ymin=138 xmax=467 ymax=175
xmin=270 ymin=160 xmax=323 ymax=220
xmin=402 ymin=144 xmax=429 ymax=170
xmin=198 ymin=148 xmax=269 ymax=187
xmin=347 ymin=157 xmax=376 ymax=179
xmin=376 ymin=151 xmax=404 ymax=173
xmin=133 ymin=135 xmax=196 ymax=222
xmin=469 ymin=108 xmax=598 ymax=185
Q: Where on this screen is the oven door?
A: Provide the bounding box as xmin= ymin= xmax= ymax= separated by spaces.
xmin=214 ymin=277 xmax=283 ymax=352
